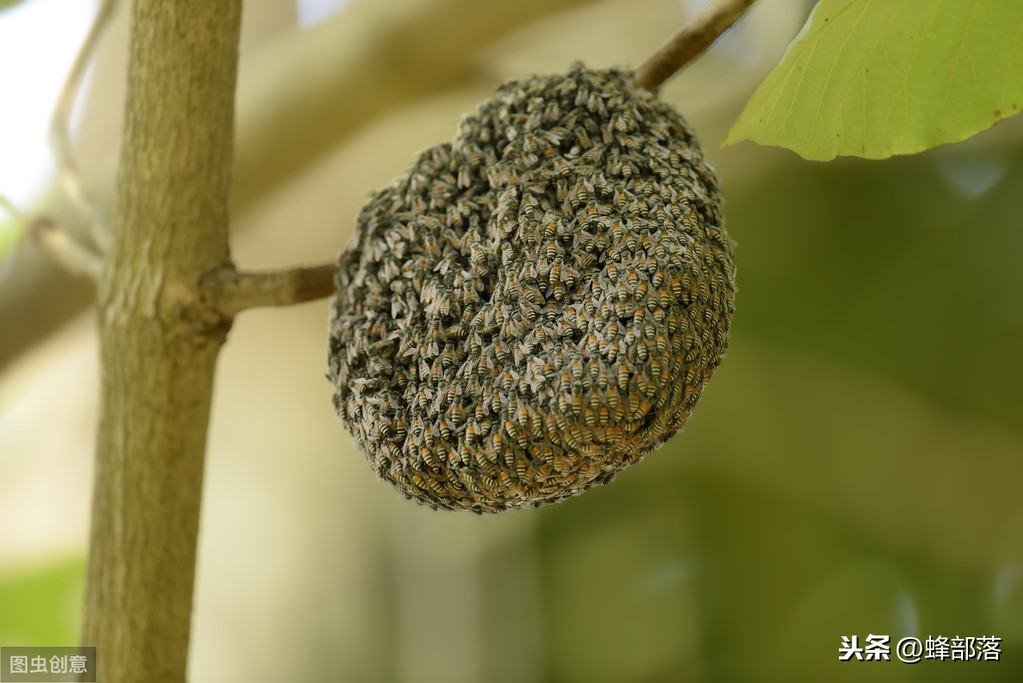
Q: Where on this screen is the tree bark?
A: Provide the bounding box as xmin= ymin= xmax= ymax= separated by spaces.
xmin=82 ymin=2 xmax=241 ymax=682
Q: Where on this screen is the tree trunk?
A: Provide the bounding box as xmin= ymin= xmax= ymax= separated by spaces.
xmin=82 ymin=2 xmax=242 ymax=682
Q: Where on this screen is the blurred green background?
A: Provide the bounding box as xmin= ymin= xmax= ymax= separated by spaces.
xmin=1 ymin=0 xmax=1021 ymax=681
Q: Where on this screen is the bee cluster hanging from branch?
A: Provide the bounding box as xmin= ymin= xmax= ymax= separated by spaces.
xmin=328 ymin=64 xmax=735 ymax=513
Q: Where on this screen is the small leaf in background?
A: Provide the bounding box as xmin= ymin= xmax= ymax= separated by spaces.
xmin=0 ymin=558 xmax=84 ymax=645
xmin=725 ymin=0 xmax=1023 ymax=160
xmin=0 ymin=219 xmax=21 ymax=263
xmin=0 ymin=197 xmax=26 ymax=271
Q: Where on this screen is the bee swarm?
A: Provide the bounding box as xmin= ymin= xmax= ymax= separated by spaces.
xmin=328 ymin=64 xmax=734 ymax=512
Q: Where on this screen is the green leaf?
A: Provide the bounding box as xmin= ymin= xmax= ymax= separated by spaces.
xmin=725 ymin=0 xmax=1023 ymax=160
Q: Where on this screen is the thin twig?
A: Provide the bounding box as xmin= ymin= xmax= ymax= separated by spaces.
xmin=0 ymin=195 xmax=29 ymax=226
xmin=207 ymin=263 xmax=338 ymax=317
xmin=635 ymin=0 xmax=758 ymax=92
xmin=30 ymin=216 xmax=103 ymax=280
xmin=4 ymin=196 xmax=103 ymax=281
xmin=50 ymin=0 xmax=119 ymax=251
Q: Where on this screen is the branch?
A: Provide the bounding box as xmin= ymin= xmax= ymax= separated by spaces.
xmin=234 ymin=0 xmax=602 ymax=209
xmin=207 ymin=263 xmax=337 ymax=316
xmin=2 ymin=196 xmax=101 ymax=281
xmin=635 ymin=0 xmax=758 ymax=92
xmin=31 ymin=216 xmax=103 ymax=280
xmin=51 ymin=0 xmax=118 ymax=251
xmin=0 ymin=194 xmax=28 ymax=225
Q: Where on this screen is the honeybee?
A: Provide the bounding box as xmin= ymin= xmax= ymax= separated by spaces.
xmin=616 ymin=364 xmax=630 ymax=390
xmin=569 ymin=359 xmax=585 ymax=381
xmin=422 ymin=445 xmax=440 ymax=469
xmin=425 ymin=476 xmax=446 ymax=499
xmin=515 ymin=403 xmax=530 ymax=426
xmin=570 ymin=393 xmax=583 ymax=417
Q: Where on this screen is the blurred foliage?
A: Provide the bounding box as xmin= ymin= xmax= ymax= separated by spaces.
xmin=525 ymin=139 xmax=1023 ymax=680
xmin=728 ymin=1 xmax=1023 ymax=160
xmin=535 ymin=336 xmax=1023 ymax=681
xmin=0 ymin=220 xmax=19 ymax=261
xmin=0 ymin=558 xmax=83 ymax=646
xmin=728 ymin=148 xmax=1023 ymax=430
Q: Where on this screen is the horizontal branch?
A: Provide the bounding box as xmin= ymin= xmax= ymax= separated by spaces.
xmin=635 ymin=0 xmax=758 ymax=92
xmin=206 ymin=263 xmax=337 ymax=316
xmin=31 ymin=216 xmax=103 ymax=280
